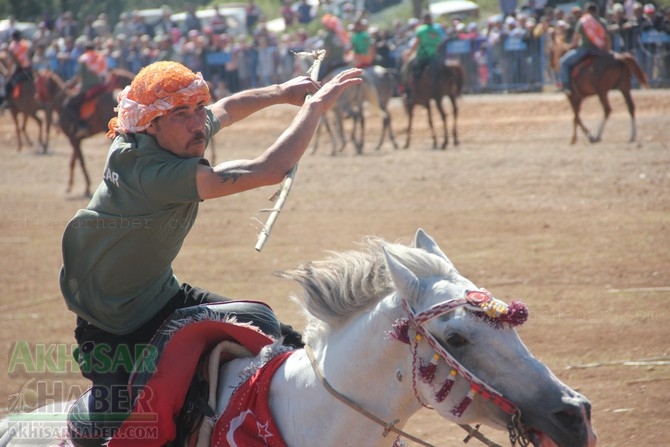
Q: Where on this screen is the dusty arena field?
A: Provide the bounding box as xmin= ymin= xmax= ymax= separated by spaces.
xmin=1 ymin=88 xmax=668 ymax=446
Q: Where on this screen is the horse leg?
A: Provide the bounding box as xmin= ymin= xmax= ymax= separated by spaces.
xmin=450 ymin=94 xmax=459 ymax=146
xmin=324 ymin=115 xmax=340 ymax=156
xmin=44 ymin=107 xmax=53 ymax=153
xmin=385 ymin=110 xmax=399 ymax=150
xmin=621 ymin=88 xmax=637 ymax=143
xmin=32 ymin=112 xmax=45 ymax=153
xmin=334 ymin=109 xmax=348 ymax=154
xmin=403 ymin=103 xmax=414 ymax=150
xmin=591 ymin=91 xmax=612 ymax=143
xmin=373 ymin=111 xmax=387 ymax=151
xmin=68 ymin=140 xmax=92 ymax=197
xmin=425 ymin=104 xmax=438 ymax=149
xmin=569 ymin=97 xmax=591 ymax=145
xmin=67 ymin=146 xmax=76 ymax=193
xmin=434 ymin=99 xmax=449 ymax=150
xmin=351 ymin=111 xmax=364 ymax=155
xmin=20 ymin=113 xmax=35 ymax=147
xmin=10 ymin=110 xmax=23 ymax=151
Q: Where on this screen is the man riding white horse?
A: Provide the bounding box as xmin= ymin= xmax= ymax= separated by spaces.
xmin=59 ymin=60 xmax=362 ymax=445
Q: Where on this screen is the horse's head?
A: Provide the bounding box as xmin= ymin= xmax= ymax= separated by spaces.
xmin=384 ymin=229 xmax=597 ymax=447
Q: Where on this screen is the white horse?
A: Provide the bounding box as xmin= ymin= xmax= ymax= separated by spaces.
xmin=0 ymin=229 xmax=597 ymax=447
xmin=312 ymin=65 xmax=398 ymax=155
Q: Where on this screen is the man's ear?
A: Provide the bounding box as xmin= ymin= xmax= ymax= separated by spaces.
xmin=145 ymin=118 xmax=159 ymax=136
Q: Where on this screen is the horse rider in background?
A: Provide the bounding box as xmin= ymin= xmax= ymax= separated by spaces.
xmin=319 ymin=13 xmax=350 ymax=79
xmin=350 ymin=16 xmax=376 ymax=68
xmin=558 ymin=2 xmax=611 ymax=95
xmin=1 ymin=30 xmax=33 ymax=106
xmin=62 ymin=40 xmax=109 ymax=138
xmin=402 ymin=12 xmax=445 ymax=97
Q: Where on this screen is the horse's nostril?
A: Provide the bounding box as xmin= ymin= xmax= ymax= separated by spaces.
xmin=583 ymin=401 xmax=592 ymax=421
xmin=554 ymin=408 xmax=584 ymax=432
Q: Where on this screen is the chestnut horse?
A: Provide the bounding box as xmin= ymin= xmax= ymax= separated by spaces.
xmin=36 ymin=70 xmax=131 ymax=197
xmin=401 ymin=55 xmax=464 ymax=150
xmin=562 ymin=52 xmax=648 ymax=144
xmin=2 ymin=67 xmax=53 ymax=153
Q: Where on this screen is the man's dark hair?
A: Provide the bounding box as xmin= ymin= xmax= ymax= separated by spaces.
xmin=584 ymin=2 xmax=598 ymax=14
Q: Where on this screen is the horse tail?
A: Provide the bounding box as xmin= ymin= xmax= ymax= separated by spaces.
xmin=455 ymin=64 xmax=465 ymax=97
xmin=446 ymin=62 xmax=465 ymax=97
xmin=618 ymin=52 xmax=649 ymax=88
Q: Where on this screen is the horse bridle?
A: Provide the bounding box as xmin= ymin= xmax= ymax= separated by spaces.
xmin=305 ymin=289 xmax=531 ymax=447
xmin=395 ymin=289 xmax=531 ymax=446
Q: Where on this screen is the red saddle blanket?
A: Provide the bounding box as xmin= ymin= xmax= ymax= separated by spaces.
xmin=212 ymin=350 xmax=293 ymax=447
xmin=107 ymin=303 xmax=276 ymax=447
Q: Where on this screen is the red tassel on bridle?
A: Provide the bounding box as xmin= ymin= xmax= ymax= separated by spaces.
xmin=435 ymin=369 xmax=457 ymax=402
xmin=418 ymin=352 xmax=440 ymax=384
xmin=435 ymin=369 xmax=458 ymax=402
xmin=387 ymin=318 xmax=410 ymax=344
xmin=452 ymin=386 xmax=478 ymax=417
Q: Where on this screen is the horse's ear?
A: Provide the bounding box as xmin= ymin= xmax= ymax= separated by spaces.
xmin=414 ymin=228 xmax=453 ymax=265
xmin=382 ymin=245 xmax=424 ymax=302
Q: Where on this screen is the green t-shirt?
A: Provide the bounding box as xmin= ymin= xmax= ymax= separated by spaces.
xmin=351 ymin=31 xmax=371 ymax=55
xmin=59 ymin=109 xmax=220 ymax=335
xmin=416 ymin=24 xmax=443 ymax=61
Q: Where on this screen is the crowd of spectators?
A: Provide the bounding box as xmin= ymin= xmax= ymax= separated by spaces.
xmin=0 ymin=0 xmax=669 ymax=99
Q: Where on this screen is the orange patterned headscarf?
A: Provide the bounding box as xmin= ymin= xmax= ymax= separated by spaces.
xmin=106 ymin=61 xmax=211 ymax=138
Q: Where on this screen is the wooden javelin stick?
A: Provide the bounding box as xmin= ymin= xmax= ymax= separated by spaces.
xmin=255 ymin=50 xmax=326 ymax=252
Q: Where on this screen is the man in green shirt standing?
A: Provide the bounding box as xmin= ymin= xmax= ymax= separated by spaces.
xmin=59 ymin=60 xmax=362 ymax=444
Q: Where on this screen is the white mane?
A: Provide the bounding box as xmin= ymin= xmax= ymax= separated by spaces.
xmin=276 ymin=236 xmax=458 ymax=338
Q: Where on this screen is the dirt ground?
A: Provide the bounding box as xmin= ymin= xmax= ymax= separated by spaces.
xmin=0 ymin=88 xmax=668 ymax=446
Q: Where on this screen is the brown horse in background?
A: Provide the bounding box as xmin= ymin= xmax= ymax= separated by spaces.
xmin=2 ymin=68 xmax=53 ymax=153
xmin=36 ymin=70 xmax=127 ymax=197
xmin=401 ymin=55 xmax=464 ymax=150
xmin=563 ymin=51 xmax=648 ymax=144
xmin=107 ymin=68 xmax=135 ymax=91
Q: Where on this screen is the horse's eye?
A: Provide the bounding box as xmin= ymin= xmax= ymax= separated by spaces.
xmin=446 ymin=333 xmax=468 ymax=348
